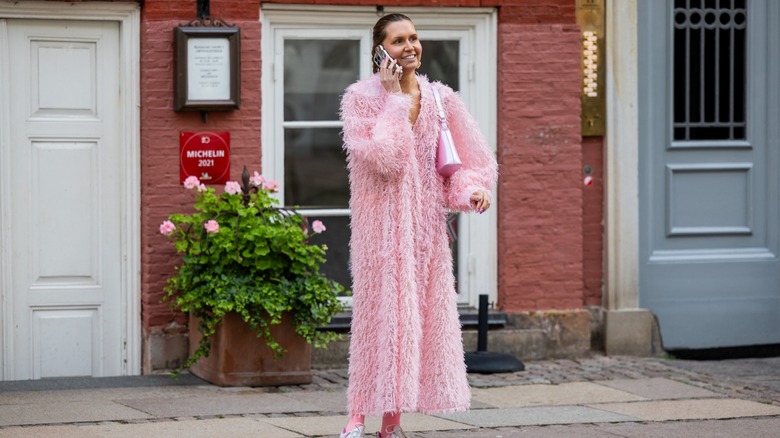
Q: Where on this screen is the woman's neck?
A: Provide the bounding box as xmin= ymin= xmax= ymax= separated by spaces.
xmin=399 ymin=71 xmax=418 ymax=95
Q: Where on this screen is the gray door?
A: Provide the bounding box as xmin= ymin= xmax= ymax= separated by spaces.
xmin=639 ymin=0 xmax=780 ymax=349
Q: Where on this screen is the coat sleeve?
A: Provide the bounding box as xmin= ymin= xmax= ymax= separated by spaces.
xmin=441 ymin=89 xmax=498 ymax=211
xmin=340 ymin=84 xmax=415 ymax=177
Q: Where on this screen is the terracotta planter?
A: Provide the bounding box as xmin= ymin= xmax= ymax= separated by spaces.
xmin=188 ymin=312 xmax=312 ymax=386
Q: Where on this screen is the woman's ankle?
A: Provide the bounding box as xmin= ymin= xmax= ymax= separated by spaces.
xmin=345 ymin=413 xmax=365 ymax=431
xmin=380 ymin=411 xmax=401 ymax=436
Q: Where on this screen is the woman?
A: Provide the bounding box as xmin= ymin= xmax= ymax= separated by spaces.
xmin=339 ymin=13 xmax=497 ymax=438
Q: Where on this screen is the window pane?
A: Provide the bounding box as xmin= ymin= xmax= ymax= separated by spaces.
xmin=306 ymin=215 xmax=352 ymax=295
xmin=284 ymin=127 xmax=349 ymax=208
xmin=417 ymin=40 xmax=459 ymax=92
xmin=672 ymin=0 xmax=747 ymax=141
xmin=284 ymin=39 xmax=359 ymax=121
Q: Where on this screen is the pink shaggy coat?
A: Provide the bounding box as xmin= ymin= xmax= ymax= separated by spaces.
xmin=341 ymin=74 xmax=497 ymax=416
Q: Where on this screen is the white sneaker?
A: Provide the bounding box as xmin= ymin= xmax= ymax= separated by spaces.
xmin=377 ymin=425 xmax=408 ymax=438
xmin=340 ymin=425 xmax=365 ymax=438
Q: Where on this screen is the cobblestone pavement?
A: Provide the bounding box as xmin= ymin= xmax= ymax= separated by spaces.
xmin=307 ymin=355 xmax=780 ymax=407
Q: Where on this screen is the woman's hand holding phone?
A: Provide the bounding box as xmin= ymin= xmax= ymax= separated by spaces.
xmin=375 ymin=46 xmax=403 ymax=93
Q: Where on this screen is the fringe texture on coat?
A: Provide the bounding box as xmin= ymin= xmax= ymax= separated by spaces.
xmin=340 ymin=74 xmax=498 ymax=416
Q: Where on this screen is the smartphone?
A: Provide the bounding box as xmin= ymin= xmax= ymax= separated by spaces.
xmin=373 ymin=45 xmax=403 ymax=79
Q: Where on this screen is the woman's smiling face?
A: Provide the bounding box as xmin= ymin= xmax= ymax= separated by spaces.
xmin=382 ymin=20 xmax=422 ymax=73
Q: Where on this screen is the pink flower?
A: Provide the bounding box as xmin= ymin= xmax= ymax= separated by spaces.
xmin=159 ymin=220 xmax=176 ymax=236
xmin=204 ymin=220 xmax=219 ymax=234
xmin=250 ymin=171 xmax=265 ymax=187
xmin=312 ymin=220 xmax=326 ymax=234
xmin=197 ymin=183 xmax=207 ymax=192
xmin=264 ymin=180 xmax=279 ymax=192
xmin=183 ymin=176 xmax=200 ymax=190
xmin=225 ymin=181 xmax=241 ymax=195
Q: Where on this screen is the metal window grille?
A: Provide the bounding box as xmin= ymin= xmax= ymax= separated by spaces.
xmin=673 ymin=0 xmax=747 ymax=141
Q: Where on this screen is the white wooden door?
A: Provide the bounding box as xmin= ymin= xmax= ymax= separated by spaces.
xmin=1 ymin=19 xmax=123 ymax=379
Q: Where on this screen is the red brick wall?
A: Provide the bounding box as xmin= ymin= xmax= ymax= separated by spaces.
xmin=140 ymin=0 xmax=589 ymax=331
xmin=141 ymin=1 xmax=261 ymax=329
xmin=582 ymin=137 xmax=604 ymax=306
xmin=495 ymin=21 xmax=584 ymax=312
xmin=487 ymin=0 xmax=576 ymax=24
xmin=582 ymin=136 xmax=603 ymax=307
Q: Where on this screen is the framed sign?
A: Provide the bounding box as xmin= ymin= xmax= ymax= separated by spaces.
xmin=174 ymin=24 xmax=240 ymax=111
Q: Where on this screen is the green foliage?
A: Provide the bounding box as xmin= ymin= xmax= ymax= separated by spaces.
xmin=161 ymin=169 xmax=344 ymax=375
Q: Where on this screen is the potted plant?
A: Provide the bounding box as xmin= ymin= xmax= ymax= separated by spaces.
xmin=159 ymin=167 xmax=344 ymax=386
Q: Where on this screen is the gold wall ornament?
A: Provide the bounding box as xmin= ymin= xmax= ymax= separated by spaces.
xmin=576 ymin=0 xmax=606 ymax=136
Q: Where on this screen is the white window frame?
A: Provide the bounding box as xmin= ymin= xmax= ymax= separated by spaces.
xmin=261 ymin=4 xmax=497 ymax=308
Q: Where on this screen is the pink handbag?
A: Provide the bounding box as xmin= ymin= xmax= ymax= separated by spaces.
xmin=432 ymin=85 xmax=462 ymax=178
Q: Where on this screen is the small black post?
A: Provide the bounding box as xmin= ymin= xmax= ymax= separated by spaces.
xmin=476 ymin=294 xmax=489 ymax=352
xmin=464 ymin=294 xmax=525 ymax=374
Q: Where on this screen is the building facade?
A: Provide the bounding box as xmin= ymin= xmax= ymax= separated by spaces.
xmin=0 ymin=0 xmax=776 ymax=380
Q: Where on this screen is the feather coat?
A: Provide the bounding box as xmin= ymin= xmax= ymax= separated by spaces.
xmin=340 ymin=74 xmax=497 ymax=416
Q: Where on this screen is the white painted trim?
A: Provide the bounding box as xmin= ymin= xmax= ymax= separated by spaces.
xmin=295 ymin=209 xmax=351 ymax=217
xmin=261 ymin=3 xmax=494 ymax=18
xmin=605 ymin=0 xmax=640 ymax=310
xmin=283 ymin=121 xmax=343 ymax=129
xmin=0 ymin=1 xmax=142 ymax=377
xmin=462 ymin=10 xmax=498 ymax=309
xmin=261 ymin=5 xmax=498 ymax=308
xmin=119 ymin=5 xmax=142 ymax=377
xmin=0 ymin=1 xmax=138 ymax=19
xmin=0 ymin=18 xmax=10 ymax=379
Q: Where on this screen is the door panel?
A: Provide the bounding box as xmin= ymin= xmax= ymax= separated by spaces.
xmin=4 ymin=19 xmax=122 ymax=379
xmin=639 ymin=0 xmax=780 ymax=349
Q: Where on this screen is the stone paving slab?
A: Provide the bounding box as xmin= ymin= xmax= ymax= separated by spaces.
xmin=468 ymin=399 xmax=495 ymax=410
xmin=0 ymin=374 xmax=208 ymax=393
xmin=279 ymin=389 xmax=347 ymax=413
xmin=0 ymin=400 xmax=151 ymax=427
xmin=596 ymin=377 xmax=723 ymax=400
xmin=0 ymin=425 xmax=101 ymax=438
xmin=0 ymin=386 xmax=227 ymax=405
xmin=436 ymin=406 xmax=638 ymax=427
xmin=263 ymin=413 xmax=474 ymax=436
xmin=0 ymin=418 xmax=303 ymax=438
xmin=89 ymin=417 xmax=303 ymax=437
xmin=590 ymin=398 xmax=780 ymax=422
xmin=417 ymin=425 xmax=622 ymax=437
xmin=470 ymin=382 xmax=646 ymax=408
xmin=117 ymin=393 xmax=321 ymax=417
xmin=414 ymin=417 xmax=780 ymax=437
xmin=598 ymin=417 xmax=780 ymax=438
